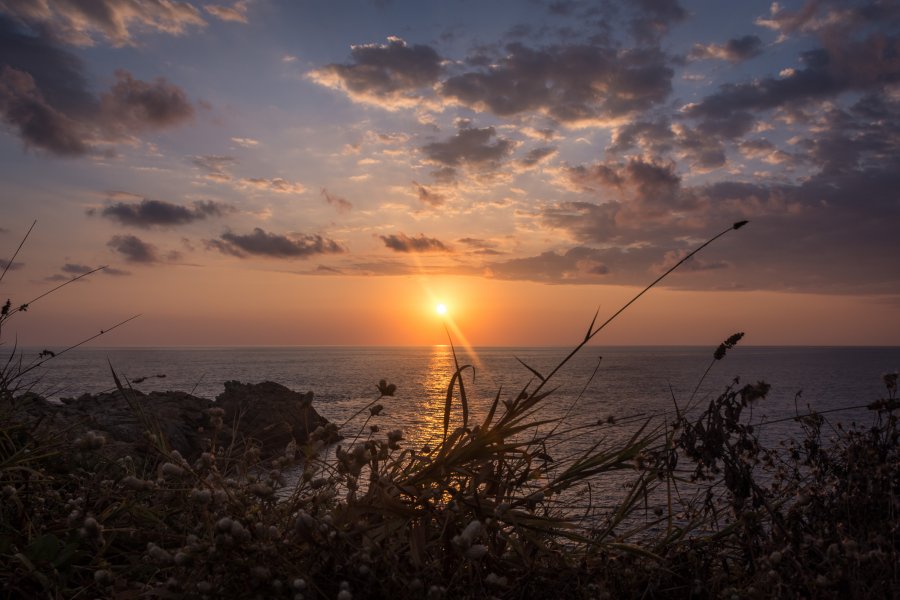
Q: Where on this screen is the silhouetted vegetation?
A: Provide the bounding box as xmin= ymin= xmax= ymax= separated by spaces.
xmin=1 ymin=222 xmax=897 ymax=598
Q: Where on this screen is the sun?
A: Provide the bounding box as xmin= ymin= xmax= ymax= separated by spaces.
xmin=435 ymin=303 xmax=448 ymax=316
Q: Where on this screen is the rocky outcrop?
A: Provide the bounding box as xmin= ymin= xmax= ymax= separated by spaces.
xmin=9 ymin=381 xmax=332 ymax=460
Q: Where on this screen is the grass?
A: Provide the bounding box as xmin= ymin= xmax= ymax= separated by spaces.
xmin=1 ymin=221 xmax=897 ymax=599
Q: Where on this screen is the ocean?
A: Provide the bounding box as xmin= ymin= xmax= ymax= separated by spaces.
xmin=13 ymin=345 xmax=899 ymax=454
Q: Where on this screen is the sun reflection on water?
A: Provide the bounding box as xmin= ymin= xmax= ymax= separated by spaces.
xmin=410 ymin=345 xmax=457 ymax=448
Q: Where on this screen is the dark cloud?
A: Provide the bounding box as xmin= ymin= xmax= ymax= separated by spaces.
xmin=107 ymin=234 xmax=160 ymax=263
xmin=684 ymin=33 xmax=900 ymax=126
xmin=99 ymin=69 xmax=194 ymax=133
xmin=609 ymin=118 xmax=675 ymax=155
xmin=0 ymin=65 xmax=91 ymax=155
xmin=0 ymin=16 xmax=197 ymax=157
xmin=321 ymin=188 xmax=353 ymax=213
xmin=689 ymin=35 xmax=764 ymax=63
xmin=308 ymin=36 xmax=442 ymax=107
xmin=540 ymin=138 xmax=900 ymax=293
xmin=485 ymin=246 xmax=610 ymax=283
xmin=191 ymin=155 xmax=237 ymax=180
xmin=90 ymin=198 xmax=231 ymax=228
xmin=0 ymin=0 xmax=206 ymax=47
xmin=0 ymin=258 xmax=24 ymax=271
xmin=61 ymin=263 xmax=93 ymax=274
xmin=518 ymin=145 xmax=557 ymax=168
xmin=54 ymin=263 xmax=129 ymax=278
xmin=458 ymin=237 xmax=503 ymax=255
xmin=210 ymin=228 xmax=344 ymax=259
xmin=629 ymin=0 xmax=687 ymax=44
xmin=379 ymin=233 xmax=450 ymax=253
xmin=413 ymin=182 xmax=445 ymax=207
xmin=441 ymin=42 xmax=673 ymax=124
xmin=421 ymin=126 xmax=514 ymax=170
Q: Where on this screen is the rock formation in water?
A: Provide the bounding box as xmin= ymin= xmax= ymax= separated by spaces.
xmin=8 ymin=381 xmax=334 ymax=460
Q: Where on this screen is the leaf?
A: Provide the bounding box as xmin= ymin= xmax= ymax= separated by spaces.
xmin=515 ymin=356 xmax=545 ymax=382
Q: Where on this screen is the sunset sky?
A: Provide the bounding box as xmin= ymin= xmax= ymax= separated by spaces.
xmin=1 ymin=0 xmax=899 ymax=347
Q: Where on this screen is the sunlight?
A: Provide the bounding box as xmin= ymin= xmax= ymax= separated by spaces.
xmin=436 ymin=303 xmax=447 ymax=315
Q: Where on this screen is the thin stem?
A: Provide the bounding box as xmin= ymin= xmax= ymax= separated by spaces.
xmin=0 ymin=220 xmax=36 ymax=284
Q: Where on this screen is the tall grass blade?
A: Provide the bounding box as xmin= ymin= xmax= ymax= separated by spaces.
xmin=0 ymin=220 xmax=35 ymax=285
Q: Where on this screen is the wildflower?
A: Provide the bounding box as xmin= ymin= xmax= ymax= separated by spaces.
xmin=369 ymin=403 xmax=384 ymax=417
xmin=83 ymin=516 xmax=101 ymax=537
xmin=147 ymin=543 xmax=173 ymax=564
xmin=387 ymin=429 xmax=403 ymax=449
xmin=714 ymin=332 xmax=744 ymax=361
xmin=883 ymin=372 xmax=898 ymax=392
xmin=292 ymin=578 xmax=307 ymax=591
xmin=376 ymin=379 xmax=397 ymax=397
xmin=338 ymin=581 xmax=352 ymax=600
xmin=249 ymin=482 xmax=275 ymax=498
xmin=485 ymin=573 xmax=508 ymax=588
xmin=190 ymin=488 xmax=212 ymax=504
xmin=160 ymin=462 xmax=185 ymax=479
xmin=465 ymin=544 xmax=488 ymax=560
xmin=94 ymin=569 xmax=112 ymax=585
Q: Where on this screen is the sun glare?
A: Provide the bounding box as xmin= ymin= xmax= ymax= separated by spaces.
xmin=435 ymin=303 xmax=447 ymax=315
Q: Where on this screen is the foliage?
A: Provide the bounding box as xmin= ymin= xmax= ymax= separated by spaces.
xmin=1 ymin=222 xmax=897 ymax=598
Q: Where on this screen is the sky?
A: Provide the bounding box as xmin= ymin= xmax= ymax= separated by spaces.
xmin=0 ymin=0 xmax=899 ymax=347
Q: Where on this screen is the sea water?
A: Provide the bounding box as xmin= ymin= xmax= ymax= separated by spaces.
xmin=14 ymin=345 xmax=898 ymax=449
xmin=12 ymin=345 xmax=898 ymax=522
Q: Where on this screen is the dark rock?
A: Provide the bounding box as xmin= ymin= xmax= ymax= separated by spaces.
xmin=9 ymin=381 xmax=331 ymax=461
xmin=215 ymin=381 xmax=331 ymax=457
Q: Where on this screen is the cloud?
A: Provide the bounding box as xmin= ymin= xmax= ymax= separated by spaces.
xmin=0 ymin=65 xmax=90 ymax=155
xmin=683 ymin=30 xmax=900 ymax=128
xmin=379 ymin=233 xmax=450 ymax=253
xmin=518 ymin=145 xmax=557 ymax=168
xmin=485 ymin=246 xmax=610 ymax=283
xmin=56 ymin=263 xmax=129 ymax=277
xmin=458 ymin=237 xmax=503 ymax=255
xmin=89 ymin=198 xmax=232 ymax=227
xmin=99 ymin=69 xmax=194 ymax=133
xmin=0 ymin=16 xmax=198 ymax=156
xmin=240 ymin=177 xmax=305 ymax=194
xmin=0 ymin=258 xmax=24 ymax=271
xmin=205 ymin=1 xmax=251 ymax=24
xmin=308 ymin=36 xmax=443 ymax=109
xmin=629 ymin=0 xmax=687 ymax=43
xmin=107 ymin=234 xmax=161 ymax=263
xmin=609 ymin=118 xmax=675 ymax=155
xmin=210 ymin=228 xmax=344 ymax=259
xmin=652 ymin=249 xmax=730 ymax=274
xmin=0 ymin=0 xmax=206 ymax=47
xmin=420 ymin=126 xmax=515 ymax=171
xmin=191 ymin=154 xmax=236 ymax=180
xmin=688 ymin=35 xmax=764 ymax=63
xmin=321 ymin=188 xmax=353 ymax=213
xmin=230 ymin=136 xmax=259 ymax=147
xmin=61 ymin=263 xmax=93 ymax=274
xmin=441 ymin=42 xmax=674 ymax=125
xmin=413 ymin=182 xmax=445 ymax=207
